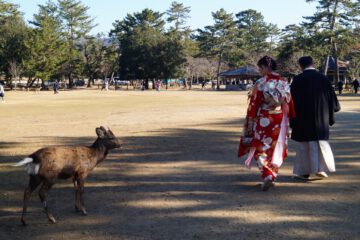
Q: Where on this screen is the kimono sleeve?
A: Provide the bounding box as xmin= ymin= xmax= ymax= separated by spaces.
xmin=327 ymin=79 xmax=340 ymax=126
xmin=246 ymin=83 xmax=262 ymax=119
xmin=289 ymin=78 xmax=298 ymax=129
xmin=288 ymin=96 xmax=296 ymax=119
xmin=332 ymin=89 xmax=341 ymax=113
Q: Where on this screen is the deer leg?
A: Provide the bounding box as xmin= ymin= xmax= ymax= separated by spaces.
xmin=73 ymin=178 xmax=81 ymax=212
xmin=21 ymin=175 xmax=42 ymax=226
xmin=38 ymin=181 xmax=56 ymax=224
xmin=77 ymin=178 xmax=87 ymax=215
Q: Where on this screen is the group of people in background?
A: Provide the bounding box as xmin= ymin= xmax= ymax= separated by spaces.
xmin=337 ymin=78 xmax=359 ymax=95
xmin=238 ymin=55 xmax=340 ymax=191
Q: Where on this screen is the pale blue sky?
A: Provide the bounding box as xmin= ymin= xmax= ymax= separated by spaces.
xmin=9 ymin=0 xmax=317 ymax=34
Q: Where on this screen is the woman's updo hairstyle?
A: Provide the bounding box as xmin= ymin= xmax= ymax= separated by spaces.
xmin=257 ymin=55 xmax=277 ymax=71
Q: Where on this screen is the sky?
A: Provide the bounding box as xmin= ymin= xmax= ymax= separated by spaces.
xmin=8 ymin=0 xmax=318 ymax=34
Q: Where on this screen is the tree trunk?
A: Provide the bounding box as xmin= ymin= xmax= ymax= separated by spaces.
xmin=9 ymin=77 xmax=13 ymax=90
xmin=216 ymin=50 xmax=223 ymax=91
xmin=68 ymin=73 xmax=74 ymax=89
xmin=41 ymin=79 xmax=45 ymax=90
xmin=183 ymin=78 xmax=188 ymax=90
xmin=330 ymin=0 xmax=340 ymax=86
xmin=323 ymin=55 xmax=329 ymax=75
xmin=87 ymin=77 xmax=94 ymax=88
xmin=151 ymin=79 xmax=155 ymax=89
xmin=27 ymin=77 xmax=36 ymax=87
xmin=333 ymin=42 xmax=340 ymax=86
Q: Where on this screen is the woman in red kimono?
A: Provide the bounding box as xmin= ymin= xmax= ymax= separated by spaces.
xmin=238 ymin=56 xmax=295 ymax=191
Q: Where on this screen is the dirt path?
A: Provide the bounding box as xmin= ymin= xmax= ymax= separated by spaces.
xmin=0 ymin=90 xmax=359 ymax=240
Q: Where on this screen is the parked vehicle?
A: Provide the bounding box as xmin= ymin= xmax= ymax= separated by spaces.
xmin=74 ymin=79 xmax=85 ymax=86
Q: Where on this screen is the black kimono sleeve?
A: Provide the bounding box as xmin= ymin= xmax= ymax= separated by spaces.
xmin=328 ymin=81 xmax=340 ymax=126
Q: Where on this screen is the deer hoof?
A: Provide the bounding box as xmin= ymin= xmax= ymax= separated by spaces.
xmin=81 ymin=209 xmax=88 ymax=216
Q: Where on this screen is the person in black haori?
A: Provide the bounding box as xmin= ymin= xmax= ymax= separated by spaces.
xmin=290 ymin=56 xmax=340 ymax=180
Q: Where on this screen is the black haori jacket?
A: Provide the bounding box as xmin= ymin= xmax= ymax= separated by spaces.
xmin=290 ymin=69 xmax=340 ymax=141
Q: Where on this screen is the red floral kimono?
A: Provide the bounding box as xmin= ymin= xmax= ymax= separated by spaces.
xmin=238 ymin=73 xmax=296 ymax=181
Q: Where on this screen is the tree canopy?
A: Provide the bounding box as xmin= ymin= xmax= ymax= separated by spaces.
xmin=0 ymin=0 xmax=359 ymax=89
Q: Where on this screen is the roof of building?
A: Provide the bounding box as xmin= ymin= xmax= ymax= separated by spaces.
xmin=328 ymin=56 xmax=349 ymax=70
xmin=219 ymin=66 xmax=260 ymax=78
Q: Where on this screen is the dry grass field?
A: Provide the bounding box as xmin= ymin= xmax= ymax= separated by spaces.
xmin=0 ymin=89 xmax=359 ymax=240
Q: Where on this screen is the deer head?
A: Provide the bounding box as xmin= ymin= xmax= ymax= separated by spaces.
xmin=95 ymin=126 xmax=122 ymax=149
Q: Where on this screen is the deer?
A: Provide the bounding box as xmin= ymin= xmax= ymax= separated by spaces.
xmin=13 ymin=126 xmax=122 ymax=226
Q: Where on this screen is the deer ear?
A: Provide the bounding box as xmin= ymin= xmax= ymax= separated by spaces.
xmin=100 ymin=126 xmax=107 ymax=133
xmin=108 ymin=130 xmax=115 ymax=136
xmin=96 ymin=127 xmax=106 ymax=138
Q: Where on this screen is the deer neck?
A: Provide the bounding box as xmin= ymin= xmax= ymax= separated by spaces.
xmin=91 ymin=139 xmax=109 ymax=165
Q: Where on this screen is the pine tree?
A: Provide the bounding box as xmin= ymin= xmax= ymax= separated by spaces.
xmin=303 ymin=0 xmax=360 ymax=83
xmin=0 ymin=0 xmax=28 ymax=88
xmin=166 ymin=1 xmax=193 ymax=88
xmin=83 ymin=34 xmax=118 ymax=87
xmin=166 ymin=1 xmax=191 ymax=34
xmin=234 ymin=9 xmax=279 ymax=66
xmin=24 ymin=1 xmax=66 ymax=86
xmin=111 ymin=8 xmax=186 ymax=89
xmin=196 ymin=9 xmax=238 ymax=90
xmin=111 ymin=9 xmax=165 ymax=85
xmin=58 ymin=0 xmax=95 ymax=88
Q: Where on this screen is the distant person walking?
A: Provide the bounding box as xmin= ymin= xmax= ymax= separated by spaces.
xmin=352 ymin=79 xmax=359 ymax=94
xmin=53 ymin=80 xmax=59 ymax=94
xmin=337 ymin=80 xmax=343 ymax=95
xmin=155 ymin=80 xmax=161 ymax=91
xmin=141 ymin=80 xmax=146 ymax=91
xmin=290 ymin=56 xmax=340 ymax=180
xmin=102 ymin=78 xmax=109 ymax=91
xmin=105 ymin=79 xmax=109 ymax=91
xmin=0 ymin=82 xmax=5 ymax=102
xmin=201 ymin=81 xmax=206 ymax=89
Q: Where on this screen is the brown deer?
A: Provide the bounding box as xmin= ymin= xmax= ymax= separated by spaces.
xmin=13 ymin=126 xmax=122 ymax=225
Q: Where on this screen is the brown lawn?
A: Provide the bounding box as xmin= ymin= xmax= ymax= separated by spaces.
xmin=0 ymin=89 xmax=359 ymax=240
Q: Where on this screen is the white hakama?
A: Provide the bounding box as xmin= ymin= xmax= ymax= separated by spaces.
xmin=293 ymin=141 xmax=336 ymax=175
